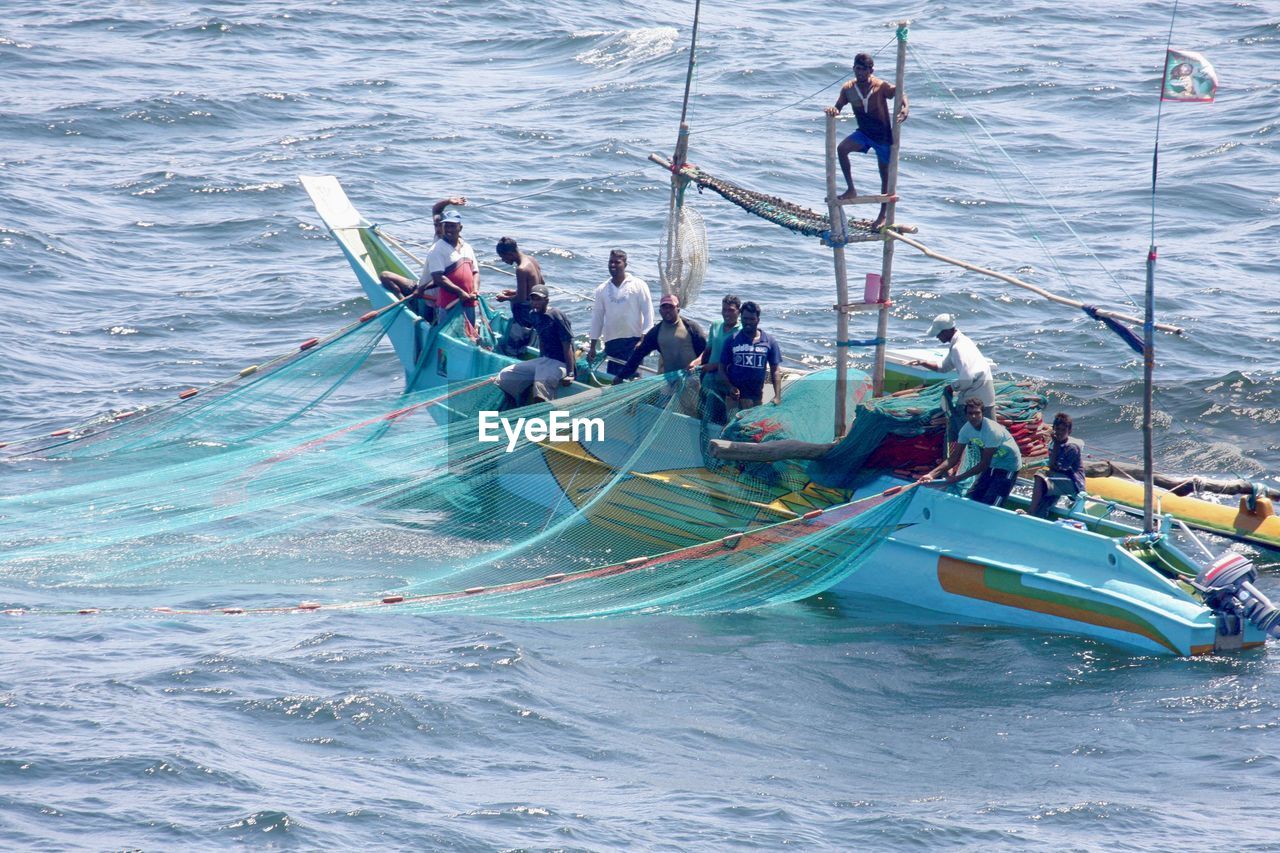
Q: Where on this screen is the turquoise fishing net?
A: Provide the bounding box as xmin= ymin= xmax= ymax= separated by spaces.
xmin=0 ymin=319 xmax=912 ymax=618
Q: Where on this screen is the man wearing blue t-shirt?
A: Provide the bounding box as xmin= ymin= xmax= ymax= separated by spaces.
xmin=719 ymin=301 xmax=782 ymax=411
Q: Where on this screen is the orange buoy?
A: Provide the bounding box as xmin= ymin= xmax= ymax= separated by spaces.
xmin=152 ymin=607 xmax=174 ymax=613
xmin=464 ymin=586 xmax=486 ymax=595
xmin=359 ymin=310 xmax=378 ymax=323
xmin=802 ymin=509 xmax=823 ymax=520
xmin=299 ymin=337 xmax=320 ymax=351
xmin=624 ymin=556 xmax=650 ymax=567
xmin=381 ymin=595 xmax=405 ymax=604
xmin=50 ymin=428 xmax=72 ymax=437
xmin=221 ymin=607 xmax=245 ymax=615
xmin=78 ymin=608 xmax=100 ymax=615
xmin=297 ymin=601 xmax=322 ymax=611
xmin=543 ymin=573 xmax=566 ymax=582
xmin=178 ymin=388 xmax=199 ymax=399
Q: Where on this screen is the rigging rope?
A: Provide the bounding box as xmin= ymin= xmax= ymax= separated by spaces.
xmin=906 ymin=43 xmax=1140 ymax=314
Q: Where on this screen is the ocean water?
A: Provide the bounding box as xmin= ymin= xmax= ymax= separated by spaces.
xmin=2 ymin=0 xmax=1279 ymax=847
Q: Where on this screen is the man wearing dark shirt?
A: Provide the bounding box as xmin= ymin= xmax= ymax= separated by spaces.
xmin=496 ymin=284 xmax=575 ymax=405
xmin=1029 ymin=412 xmax=1085 ymax=517
xmin=719 ymin=301 xmax=782 ymax=410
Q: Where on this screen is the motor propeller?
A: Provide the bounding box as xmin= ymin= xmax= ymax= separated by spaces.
xmin=1195 ymin=553 xmax=1280 ymax=640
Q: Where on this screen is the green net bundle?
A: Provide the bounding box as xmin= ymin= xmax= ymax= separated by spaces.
xmin=809 ymin=381 xmax=1047 ymax=488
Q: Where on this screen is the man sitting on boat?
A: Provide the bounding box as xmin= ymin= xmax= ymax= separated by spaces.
xmin=493 ymin=236 xmax=544 ymax=357
xmin=824 ymin=52 xmax=908 ymax=230
xmin=719 ymin=301 xmax=783 ymax=411
xmin=378 ymin=196 xmax=466 ymax=318
xmin=918 ymin=398 xmax=1023 ymax=507
xmin=424 ymin=209 xmax=481 ymax=340
xmin=917 ymin=313 xmax=996 ymax=422
xmin=496 ymin=284 xmax=574 ymax=406
xmin=586 ymin=249 xmax=654 ymax=377
xmin=1028 ymin=412 xmax=1085 ymax=517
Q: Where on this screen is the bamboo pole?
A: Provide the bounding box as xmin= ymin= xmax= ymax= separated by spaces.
xmin=885 ymin=230 xmax=1184 ymax=335
xmin=710 ymin=438 xmax=835 ymax=462
xmin=825 ymin=114 xmax=851 ymax=438
xmin=873 ymin=23 xmax=910 ymax=397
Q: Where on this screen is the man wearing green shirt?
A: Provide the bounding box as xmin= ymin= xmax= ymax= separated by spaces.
xmin=696 ymin=294 xmax=741 ymax=423
xmin=918 ymin=397 xmax=1022 ymax=507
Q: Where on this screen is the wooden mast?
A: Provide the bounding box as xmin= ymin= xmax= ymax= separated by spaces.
xmin=872 ymin=22 xmax=910 ymax=398
xmin=664 ymin=0 xmax=701 ymax=298
xmin=824 ymin=114 xmax=851 ymax=438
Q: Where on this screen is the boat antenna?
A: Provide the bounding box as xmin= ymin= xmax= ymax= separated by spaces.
xmin=1144 ymin=0 xmax=1218 ymax=533
xmin=678 ymin=0 xmax=702 ymax=129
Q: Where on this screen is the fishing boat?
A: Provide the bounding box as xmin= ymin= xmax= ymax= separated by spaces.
xmin=6 ymin=10 xmax=1268 ymax=655
xmin=296 ymin=14 xmax=1280 ymax=656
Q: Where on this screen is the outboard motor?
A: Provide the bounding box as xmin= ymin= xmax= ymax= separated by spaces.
xmin=1195 ymin=553 xmax=1280 ymax=643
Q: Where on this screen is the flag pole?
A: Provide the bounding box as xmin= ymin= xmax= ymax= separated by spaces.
xmin=1143 ymin=4 xmax=1180 ymax=535
xmin=1144 ymin=85 xmax=1165 ymax=535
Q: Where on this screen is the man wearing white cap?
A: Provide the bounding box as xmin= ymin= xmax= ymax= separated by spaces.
xmin=920 ymin=313 xmax=995 ymax=420
xmin=420 ymin=208 xmax=480 ymax=340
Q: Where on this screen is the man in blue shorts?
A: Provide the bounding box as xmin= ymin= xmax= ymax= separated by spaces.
xmin=824 ymin=52 xmax=909 ymax=230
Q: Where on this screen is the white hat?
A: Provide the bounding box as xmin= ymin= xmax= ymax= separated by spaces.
xmin=926 ymin=313 xmax=956 ymax=337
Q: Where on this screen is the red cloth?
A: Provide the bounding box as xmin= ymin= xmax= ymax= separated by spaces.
xmin=436 ymin=261 xmax=476 ymax=310
xmin=866 ymin=431 xmax=944 ymax=469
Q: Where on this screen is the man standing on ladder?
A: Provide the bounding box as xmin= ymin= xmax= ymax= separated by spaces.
xmin=825 ymin=52 xmax=909 ymax=230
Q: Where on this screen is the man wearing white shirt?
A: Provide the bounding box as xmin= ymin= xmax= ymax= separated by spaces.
xmin=586 ymin=249 xmax=654 ymax=377
xmin=423 ymin=209 xmax=480 ymax=340
xmin=920 ymin=313 xmax=996 ymax=420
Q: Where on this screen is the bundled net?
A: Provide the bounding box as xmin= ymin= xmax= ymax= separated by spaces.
xmin=706 ymin=367 xmax=872 ymax=498
xmin=665 ymin=162 xmax=882 ymax=245
xmin=0 ymin=323 xmax=912 ymax=618
xmin=810 ymin=380 xmax=1048 ymax=488
xmin=658 ymin=203 xmax=708 ymax=308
